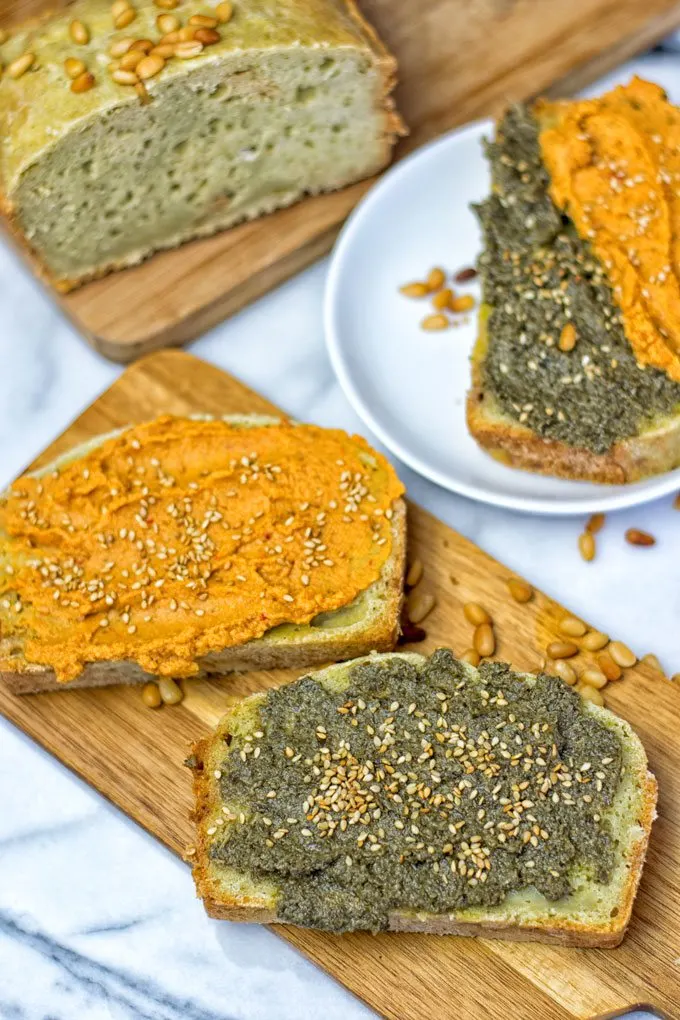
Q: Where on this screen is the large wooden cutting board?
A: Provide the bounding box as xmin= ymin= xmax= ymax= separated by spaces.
xmin=4 ymin=0 xmax=680 ymax=361
xmin=1 ymin=350 xmax=679 ymax=1019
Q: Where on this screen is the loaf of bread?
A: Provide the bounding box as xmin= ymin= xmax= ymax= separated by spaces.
xmin=0 ymin=0 xmax=403 ymax=291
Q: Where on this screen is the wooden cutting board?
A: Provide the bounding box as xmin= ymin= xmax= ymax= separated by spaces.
xmin=2 ymin=352 xmax=680 ymax=1019
xmin=3 ymin=0 xmax=680 ymax=361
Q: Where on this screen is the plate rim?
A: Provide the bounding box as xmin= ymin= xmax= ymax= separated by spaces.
xmin=323 ymin=120 xmax=680 ymax=516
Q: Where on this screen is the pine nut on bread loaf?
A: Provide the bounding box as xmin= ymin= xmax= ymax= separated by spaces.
xmin=0 ymin=0 xmax=404 ymax=292
xmin=0 ymin=415 xmax=406 ymax=693
xmin=190 ymin=650 xmax=656 ymax=946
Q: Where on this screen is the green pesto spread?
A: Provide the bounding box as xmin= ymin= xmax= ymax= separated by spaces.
xmin=475 ymin=105 xmax=680 ymax=454
xmin=210 ymin=650 xmax=623 ymax=933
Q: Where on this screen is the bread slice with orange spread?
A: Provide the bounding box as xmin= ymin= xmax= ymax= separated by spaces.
xmin=0 ymin=415 xmax=406 ymax=694
xmin=190 ymin=650 xmax=656 ymax=945
xmin=468 ymin=78 xmax=680 ymax=483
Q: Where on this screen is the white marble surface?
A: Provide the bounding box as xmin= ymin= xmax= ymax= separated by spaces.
xmin=1 ymin=51 xmax=679 ymax=1020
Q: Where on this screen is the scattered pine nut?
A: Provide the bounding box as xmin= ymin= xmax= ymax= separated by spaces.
xmin=426 ymin=267 xmax=446 ymax=292
xmin=7 ymin=52 xmax=34 ymax=78
xmin=130 ymin=38 xmax=153 ymax=51
xmin=158 ymin=676 xmax=183 ymax=705
xmin=216 ymin=1 xmax=234 ymax=21
xmin=189 ymin=13 xmax=219 ymax=27
xmin=114 ymin=7 xmax=137 ymax=28
xmin=580 ymin=668 xmax=608 ymax=690
xmin=137 ymin=53 xmax=164 ymax=79
xmin=142 ymin=681 xmax=162 ymax=708
xmin=586 ymin=512 xmax=605 ymax=534
xmin=111 ymin=67 xmax=139 ymax=84
xmin=135 ymin=80 xmax=151 ymax=103
xmin=71 ymin=70 xmax=95 ymax=92
xmin=454 ymin=266 xmax=477 ymax=283
xmin=400 ymin=282 xmax=429 ymax=298
xmin=111 ymin=0 xmax=130 ymax=15
xmin=155 ymin=0 xmax=179 ymax=8
xmin=421 ymin=313 xmax=450 ymax=331
xmin=120 ymin=49 xmax=144 ymax=70
xmin=597 ymin=653 xmax=622 ymax=682
xmin=64 ymin=56 xmax=86 ymax=79
xmin=405 ymin=559 xmax=423 ymax=588
xmin=608 ymin=640 xmax=636 ymax=669
xmin=460 ymin=648 xmax=480 ymax=666
xmin=406 ymin=589 xmax=436 ymax=624
xmin=581 ymin=630 xmax=609 ymax=652
xmin=559 ymin=616 xmax=586 ymax=638
xmin=577 ymin=683 xmax=604 ymax=706
xmin=69 ymin=19 xmax=89 ymax=44
xmin=194 ymin=27 xmax=221 ymax=44
xmin=578 ymin=530 xmax=595 ymax=562
xmin=110 ymin=37 xmax=135 ymax=56
xmin=463 ymin=602 xmax=491 ymax=626
xmin=642 ymin=653 xmax=664 ymax=675
xmin=177 ymin=25 xmax=198 ymax=40
xmin=546 ymin=640 xmax=578 ymax=659
xmin=175 ymin=40 xmax=203 ymax=57
xmin=507 ymin=578 xmax=533 ymax=603
xmin=551 ymin=658 xmax=577 ymax=686
xmin=625 ymin=528 xmax=655 ymax=547
xmin=558 ymin=323 xmax=577 ymax=352
xmin=156 ymin=12 xmax=180 ymax=32
xmin=432 ymin=288 xmax=453 ymax=311
xmin=450 ymin=294 xmax=475 ymax=313
xmin=474 ymin=622 xmax=495 ymax=657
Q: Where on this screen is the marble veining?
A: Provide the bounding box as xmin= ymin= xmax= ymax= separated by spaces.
xmin=0 ymin=51 xmax=677 ymax=1020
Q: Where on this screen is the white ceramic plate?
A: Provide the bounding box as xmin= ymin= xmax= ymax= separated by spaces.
xmin=324 ymin=117 xmax=680 ymax=515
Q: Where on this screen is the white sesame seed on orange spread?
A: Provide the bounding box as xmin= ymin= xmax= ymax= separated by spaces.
xmin=0 ymin=416 xmax=404 ymax=682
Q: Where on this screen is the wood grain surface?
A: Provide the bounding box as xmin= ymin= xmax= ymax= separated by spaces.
xmin=3 ymin=0 xmax=680 ymax=361
xmin=1 ymin=350 xmax=679 ymax=1019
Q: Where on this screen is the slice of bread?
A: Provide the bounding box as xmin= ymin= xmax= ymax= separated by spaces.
xmin=467 ymin=307 xmax=680 ymax=484
xmin=0 ymin=417 xmax=406 ymax=694
xmin=191 ymin=652 xmax=657 ymax=946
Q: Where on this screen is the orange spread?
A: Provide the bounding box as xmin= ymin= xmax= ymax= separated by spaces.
xmin=537 ymin=77 xmax=680 ymax=381
xmin=0 ymin=416 xmax=404 ymax=682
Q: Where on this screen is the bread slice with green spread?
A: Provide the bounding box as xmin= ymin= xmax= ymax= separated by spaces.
xmin=0 ymin=415 xmax=406 ymax=694
xmin=0 ymin=0 xmax=403 ymax=292
xmin=468 ymin=79 xmax=680 ymax=484
xmin=190 ymin=649 xmax=656 ymax=945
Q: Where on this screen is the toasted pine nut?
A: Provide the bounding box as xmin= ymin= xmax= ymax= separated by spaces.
xmin=177 ymin=25 xmax=197 ymax=40
xmin=399 ymin=282 xmax=429 ymax=298
xmin=71 ymin=70 xmax=95 ymax=92
xmin=114 ymin=8 xmax=137 ymax=28
xmin=159 ymin=30 xmax=180 ymax=43
xmin=120 ymin=49 xmax=143 ymax=69
xmin=158 ymin=676 xmax=183 ymax=705
xmin=577 ymin=683 xmax=604 ymax=706
xmin=559 ymin=322 xmax=577 ymax=352
xmin=608 ymin=640 xmax=636 ymax=668
xmin=135 ymin=80 xmax=151 ymax=103
xmin=432 ymin=288 xmax=453 ymax=311
xmin=407 ymin=589 xmax=436 ymax=624
xmin=189 ymin=13 xmax=218 ymax=27
xmin=625 ymin=528 xmax=655 ymax=547
xmin=7 ymin=52 xmax=34 ymax=78
xmin=559 ymin=616 xmax=586 ymax=638
xmin=454 ymin=266 xmax=477 ymax=283
xmin=130 ymin=38 xmax=153 ymax=51
xmin=111 ymin=0 xmax=131 ymax=15
xmin=551 ymin=659 xmax=577 ymax=686
xmin=451 ymin=294 xmax=475 ymax=313
xmin=426 ymin=267 xmax=446 ymax=292
xmin=69 ymin=19 xmax=89 ymax=44
xmin=175 ymin=39 xmax=203 ymax=57
xmin=155 ymin=0 xmax=179 ymax=8
xmin=642 ymin=653 xmax=664 ymax=675
xmin=460 ymin=648 xmax=480 ymax=666
xmin=463 ymin=602 xmax=491 ymax=626
xmin=142 ymin=681 xmax=162 ymax=708
xmin=578 ymin=531 xmax=595 ymax=562
xmin=421 ymin=313 xmax=450 ymax=331
xmin=474 ymin=623 xmax=495 ymax=657
xmin=110 ymin=37 xmax=135 ymax=56
xmin=216 ymin=0 xmax=233 ymax=21
xmin=156 ymin=12 xmax=179 ymax=32
xmin=586 ymin=512 xmax=605 ymax=534
xmin=597 ymin=653 xmax=622 ymax=682
xmin=64 ymin=57 xmax=86 ymax=78
xmin=546 ymin=640 xmax=578 ymax=659
xmin=507 ymin=578 xmax=533 ymax=603
xmin=151 ymin=43 xmax=175 ymax=57
xmin=406 ymin=559 xmax=423 ymax=588
xmin=194 ymin=27 xmax=220 ymax=44
xmin=581 ymin=630 xmax=609 ymax=651
xmin=581 ymin=668 xmax=608 ymax=690
xmin=111 ymin=67 xmax=139 ymax=84
xmin=137 ymin=53 xmax=164 ymax=79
